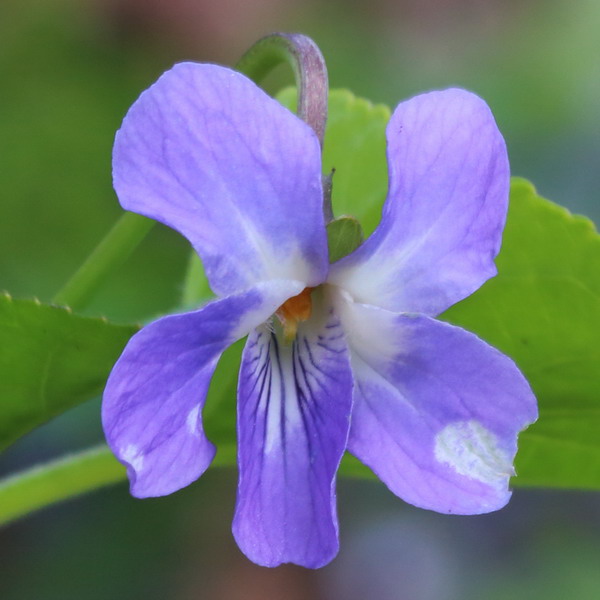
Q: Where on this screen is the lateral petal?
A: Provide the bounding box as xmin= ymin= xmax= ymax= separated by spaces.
xmin=233 ymin=289 xmax=354 ymax=567
xmin=102 ymin=279 xmax=304 ymax=498
xmin=330 ymin=89 xmax=509 ymax=316
xmin=113 ymin=63 xmax=328 ymax=296
xmin=337 ymin=297 xmax=537 ymax=514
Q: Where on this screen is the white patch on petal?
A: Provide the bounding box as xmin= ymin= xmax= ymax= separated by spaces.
xmin=186 ymin=405 xmax=200 ymax=436
xmin=264 ymin=367 xmax=282 ymax=456
xmin=121 ymin=444 xmax=144 ymax=473
xmin=263 ymin=341 xmax=302 ymax=455
xmin=266 ymin=246 xmax=319 ymax=289
xmin=330 ymin=285 xmax=400 ymax=362
xmin=434 ymin=420 xmax=514 ymax=489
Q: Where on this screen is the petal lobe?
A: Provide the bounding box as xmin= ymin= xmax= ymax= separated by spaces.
xmin=336 ymin=296 xmax=536 ymax=514
xmin=330 ymin=88 xmax=509 ymax=315
xmin=113 ymin=63 xmax=329 ymax=295
xmin=233 ymin=288 xmax=354 ymax=567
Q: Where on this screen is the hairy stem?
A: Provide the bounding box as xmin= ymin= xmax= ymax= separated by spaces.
xmin=236 ymin=32 xmax=329 ymax=148
xmin=0 ymin=443 xmax=236 ymax=527
xmin=53 ymin=213 xmax=154 ymax=311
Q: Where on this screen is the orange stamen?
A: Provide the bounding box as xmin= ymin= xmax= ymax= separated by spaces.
xmin=276 ymin=287 xmax=313 ymax=340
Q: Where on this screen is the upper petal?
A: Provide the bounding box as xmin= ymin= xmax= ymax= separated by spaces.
xmin=113 ymin=63 xmax=328 ymax=296
xmin=102 ymin=279 xmax=304 ymax=498
xmin=233 ymin=287 xmax=354 ymax=568
xmin=336 ymin=294 xmax=537 ymax=514
xmin=329 ymin=89 xmax=509 ymax=316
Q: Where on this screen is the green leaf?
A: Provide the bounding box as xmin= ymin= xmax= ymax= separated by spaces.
xmin=326 ymin=215 xmax=365 ymax=263
xmin=0 ymin=294 xmax=137 ymax=450
xmin=443 ymin=179 xmax=600 ymax=488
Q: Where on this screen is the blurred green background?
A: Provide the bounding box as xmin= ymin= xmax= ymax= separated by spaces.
xmin=1 ymin=0 xmax=599 ymax=598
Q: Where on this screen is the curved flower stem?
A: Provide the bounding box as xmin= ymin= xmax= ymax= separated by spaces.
xmin=236 ymin=32 xmax=329 ymax=148
xmin=0 ymin=443 xmax=236 ymax=527
xmin=53 ymin=213 xmax=154 ymax=311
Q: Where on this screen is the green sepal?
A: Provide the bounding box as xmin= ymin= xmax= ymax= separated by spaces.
xmin=326 ymin=215 xmax=365 ymax=263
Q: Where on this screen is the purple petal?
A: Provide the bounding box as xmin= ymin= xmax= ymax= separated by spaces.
xmin=336 ymin=297 xmax=537 ymax=514
xmin=102 ymin=279 xmax=304 ymax=498
xmin=233 ymin=289 xmax=354 ymax=568
xmin=113 ymin=63 xmax=328 ymax=296
xmin=330 ymin=89 xmax=509 ymax=316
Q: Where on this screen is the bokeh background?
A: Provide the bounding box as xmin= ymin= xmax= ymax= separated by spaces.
xmin=1 ymin=0 xmax=599 ymax=598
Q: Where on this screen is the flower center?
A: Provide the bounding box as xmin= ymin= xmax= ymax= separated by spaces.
xmin=276 ymin=287 xmax=313 ymax=341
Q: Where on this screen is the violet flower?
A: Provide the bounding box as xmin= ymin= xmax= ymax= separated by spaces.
xmin=103 ymin=63 xmax=537 ymax=568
